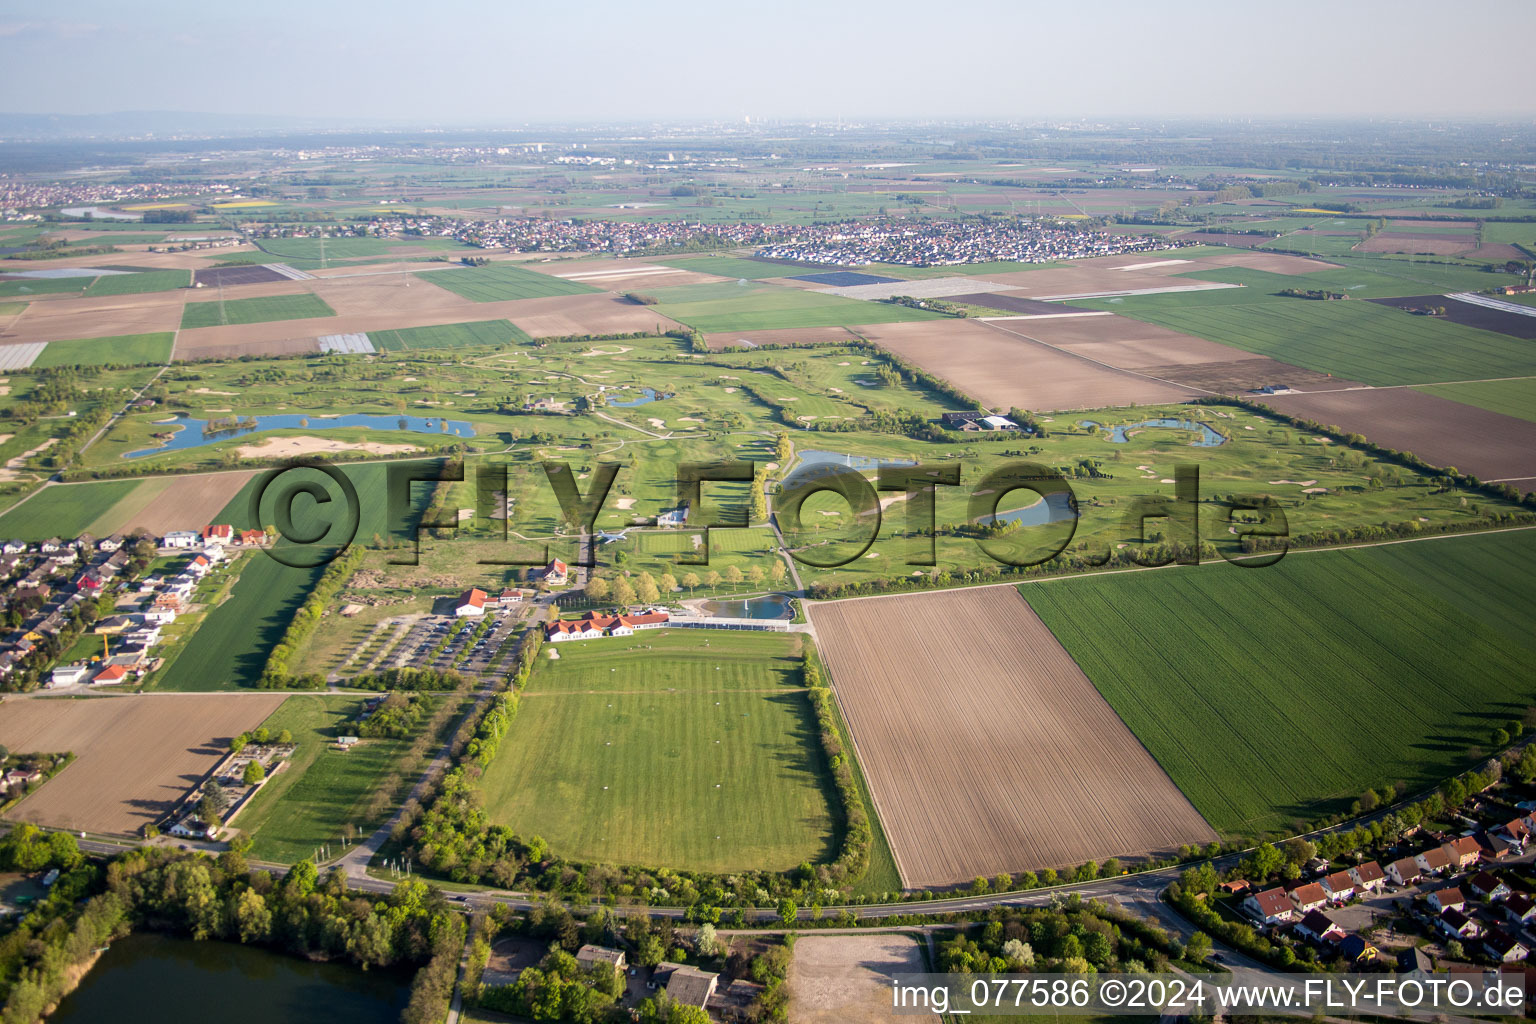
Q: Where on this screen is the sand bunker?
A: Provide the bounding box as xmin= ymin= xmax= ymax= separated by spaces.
xmin=234 ymin=435 xmax=422 ymax=458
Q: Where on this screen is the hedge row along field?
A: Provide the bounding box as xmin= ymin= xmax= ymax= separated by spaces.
xmin=1022 ymin=529 xmax=1536 ymax=840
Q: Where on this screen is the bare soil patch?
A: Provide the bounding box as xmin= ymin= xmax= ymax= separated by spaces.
xmin=0 ymin=693 xmax=285 ymax=835
xmin=999 ymin=313 xmax=1241 ymax=368
xmin=971 ymin=264 xmax=1237 ymax=298
xmin=107 ymin=470 xmax=258 ymax=535
xmin=858 ymin=318 xmax=1196 ymax=411
xmin=1260 ymin=387 xmax=1536 ymax=482
xmin=504 ymin=293 xmax=687 ymax=337
xmin=1134 ymin=357 xmax=1358 ymax=393
xmin=193 ymin=265 xmax=288 ymax=288
xmin=808 ymin=587 xmax=1216 ymax=887
xmin=1186 ymin=252 xmax=1342 ymax=275
xmin=788 ymin=933 xmax=925 ymax=1024
xmin=1367 ymin=295 xmax=1536 ymax=340
xmin=0 ymin=291 xmax=183 ymax=344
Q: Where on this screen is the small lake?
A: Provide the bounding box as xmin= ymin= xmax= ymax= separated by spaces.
xmin=51 ymin=933 xmax=410 ymax=1024
xmin=609 ymin=387 xmax=672 ymax=408
xmin=127 ymin=412 xmax=475 ymax=458
xmin=700 ymin=593 xmax=795 ymax=619
xmin=59 ymin=206 xmax=141 ymax=221
xmin=795 ymin=449 xmax=918 ymax=473
xmin=977 ymin=491 xmax=1079 ymax=527
xmin=1077 ymin=418 xmax=1226 ymax=447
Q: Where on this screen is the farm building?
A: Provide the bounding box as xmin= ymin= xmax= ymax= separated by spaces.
xmin=654 ymin=963 xmax=718 ymax=1008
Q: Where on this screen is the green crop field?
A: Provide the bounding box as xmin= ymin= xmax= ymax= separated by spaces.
xmin=653 ymin=255 xmax=789 ymax=279
xmin=82 ymin=269 xmax=190 ymax=297
xmin=180 ymin=292 xmax=336 ymax=329
xmin=0 ymin=277 xmax=91 ymax=298
xmin=368 ymin=318 xmax=530 ymax=351
xmin=0 ymin=302 xmax=24 ymax=318
xmin=654 ymin=288 xmax=946 ymax=334
xmin=1079 ymin=293 xmax=1536 ymax=385
xmin=1023 ymin=530 xmax=1536 ymax=839
xmin=0 ymin=480 xmax=144 ymax=539
xmin=1415 ymin=378 xmax=1536 ymax=424
xmin=32 ymin=332 xmax=175 ymax=368
xmin=236 ymin=693 xmax=441 ymax=863
xmin=477 ymin=630 xmax=839 ymax=873
xmin=415 ymin=263 xmax=600 ymax=302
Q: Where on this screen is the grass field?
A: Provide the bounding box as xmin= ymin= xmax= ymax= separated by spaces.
xmin=1081 ymin=294 xmax=1536 ymax=386
xmin=32 ymin=332 xmax=175 ymax=368
xmin=0 ymin=479 xmax=144 ymax=539
xmin=236 ymin=693 xmax=435 ymax=863
xmin=367 ymin=318 xmax=531 ymax=351
xmin=652 ymin=255 xmax=789 ymax=279
xmin=1023 ymin=530 xmax=1536 ymax=838
xmin=477 ymin=630 xmax=839 ymax=873
xmin=654 ymin=288 xmax=947 ymax=334
xmin=82 ymin=269 xmax=190 ymax=297
xmin=1416 ymin=378 xmax=1536 ymax=424
xmin=415 ymin=263 xmax=600 ymax=302
xmin=0 ymin=301 xmax=24 ymax=317
xmin=180 ymin=292 xmax=336 ymax=329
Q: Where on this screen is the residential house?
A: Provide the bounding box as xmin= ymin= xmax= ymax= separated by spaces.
xmin=1350 ymin=860 xmax=1387 ymax=894
xmin=1505 ymin=894 xmax=1536 ymax=927
xmin=1295 ymin=909 xmax=1345 ymax=944
xmin=454 ymin=588 xmax=488 ymax=617
xmin=98 ymin=535 xmax=124 ymax=552
xmin=1321 ymin=871 xmax=1356 ymax=903
xmin=655 ymin=963 xmax=718 ymax=1009
xmin=1247 ymin=884 xmax=1296 ymax=927
xmin=1290 ymin=882 xmax=1329 ymax=914
xmin=168 ymin=816 xmax=217 ymax=840
xmin=163 ymin=531 xmax=200 ymax=549
xmin=1469 ymin=872 xmax=1512 ymax=903
xmin=1416 ymin=846 xmax=1453 ymax=876
xmin=1444 ymin=835 xmax=1482 ymax=870
xmin=237 ymin=530 xmax=265 ymax=546
xmin=1430 ymin=887 xmax=1467 ymax=914
xmin=1501 ymin=817 xmax=1531 ymax=848
xmin=1398 ymin=946 xmax=1433 ymax=977
xmin=1 ymin=540 xmax=27 ymax=554
xmin=538 ymin=558 xmax=569 ymax=586
xmin=1439 ymin=908 xmax=1483 ymax=940
xmin=1476 ymin=832 xmax=1514 ymax=861
xmin=39 ymin=538 xmax=62 ymax=554
xmin=574 ymin=945 xmax=626 ymax=977
xmin=1484 ymin=929 xmax=1530 ymax=963
xmin=201 ymin=524 xmax=233 ymax=546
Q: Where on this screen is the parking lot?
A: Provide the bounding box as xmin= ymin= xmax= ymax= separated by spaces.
xmin=382 ymin=611 xmax=523 ymax=675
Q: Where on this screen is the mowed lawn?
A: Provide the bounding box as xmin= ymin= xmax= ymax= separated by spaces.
xmin=181 ymin=292 xmax=336 ymax=329
xmin=32 ymin=332 xmax=175 ymax=368
xmin=1023 ymin=530 xmax=1536 ymax=839
xmin=478 ymin=631 xmax=838 ymax=873
xmin=237 ymin=693 xmax=433 ymax=863
xmin=415 ymin=263 xmax=600 ymax=302
xmin=0 ymin=479 xmax=144 ymax=539
xmin=1415 ymin=378 xmax=1536 ymax=424
xmin=1090 ymin=294 xmax=1536 ymax=386
xmin=368 ymin=318 xmax=530 ymax=351
xmin=653 ymin=288 xmax=948 ymax=334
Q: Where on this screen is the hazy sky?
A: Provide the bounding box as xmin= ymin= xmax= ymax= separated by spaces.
xmin=3 ymin=0 xmax=1533 ymax=123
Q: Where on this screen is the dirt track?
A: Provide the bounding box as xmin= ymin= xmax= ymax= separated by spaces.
xmin=0 ymin=693 xmax=284 ymax=835
xmin=808 ymin=587 xmax=1216 ymax=887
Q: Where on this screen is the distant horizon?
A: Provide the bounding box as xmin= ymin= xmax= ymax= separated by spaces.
xmin=2 ymin=0 xmax=1534 ymax=125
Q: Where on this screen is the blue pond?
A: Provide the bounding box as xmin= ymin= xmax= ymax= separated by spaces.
xmin=700 ymin=593 xmax=795 ymax=620
xmin=794 ymin=450 xmax=918 ymax=473
xmin=609 ymin=387 xmax=672 ymax=408
xmin=1077 ymin=418 xmax=1226 ymax=447
xmin=127 ymin=412 xmax=475 ymax=459
xmin=977 ymin=491 xmax=1079 ymax=527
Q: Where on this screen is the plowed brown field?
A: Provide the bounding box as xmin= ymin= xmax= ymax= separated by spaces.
xmin=808 ymin=587 xmax=1215 ymax=887
xmin=0 ymin=693 xmax=284 ymax=834
xmin=856 ymin=319 xmax=1198 ymax=411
